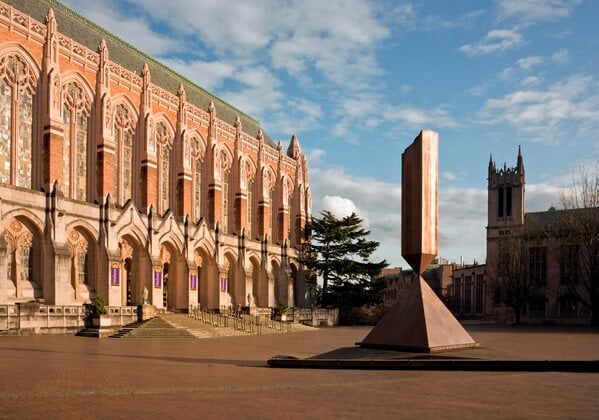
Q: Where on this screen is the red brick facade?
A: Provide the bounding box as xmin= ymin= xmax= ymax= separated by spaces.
xmin=0 ymin=1 xmax=313 ymax=313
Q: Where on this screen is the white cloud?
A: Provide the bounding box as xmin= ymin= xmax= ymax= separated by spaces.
xmin=162 ymin=59 xmax=236 ymax=91
xmin=306 ymin=148 xmax=326 ymax=165
xmin=517 ymin=55 xmax=543 ymax=70
xmin=499 ymin=67 xmax=516 ymax=80
xmin=126 ymin=0 xmax=276 ymax=55
xmin=219 ymin=66 xmax=284 ymax=116
xmin=442 ymin=171 xmax=458 ymax=181
xmin=552 ymin=48 xmax=570 ymax=65
xmin=61 ymin=0 xmax=178 ymax=56
xmin=265 ymin=98 xmax=324 ymax=137
xmin=480 ymin=74 xmax=599 ymax=142
xmin=382 ymin=106 xmax=459 ymax=129
xmin=321 ymin=196 xmax=362 ymax=220
xmin=496 ymin=0 xmax=581 ymax=25
xmin=526 ymin=183 xmax=561 ymax=211
xmin=310 ymin=167 xmax=402 ymax=264
xmin=521 ymin=76 xmax=542 ymax=87
xmin=469 ymin=84 xmax=489 ymax=97
xmin=459 ymin=29 xmax=525 ymax=55
xmin=438 ymin=187 xmax=488 ymax=263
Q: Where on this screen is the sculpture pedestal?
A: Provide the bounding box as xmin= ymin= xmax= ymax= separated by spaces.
xmin=360 ymin=277 xmax=478 ymax=352
xmin=140 ymin=304 xmax=157 ymax=321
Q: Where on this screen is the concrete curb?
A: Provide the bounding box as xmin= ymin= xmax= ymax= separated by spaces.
xmin=267 ymin=357 xmax=599 ymax=372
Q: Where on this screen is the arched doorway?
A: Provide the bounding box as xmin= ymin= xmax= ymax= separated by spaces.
xmin=160 ymin=242 xmax=187 ymax=312
xmin=195 ymin=247 xmax=217 ymax=310
xmin=272 ymin=259 xmax=286 ymax=307
xmin=250 ymin=256 xmax=261 ymax=307
xmin=222 ymin=252 xmax=237 ymax=311
xmin=119 ymin=235 xmax=146 ymax=306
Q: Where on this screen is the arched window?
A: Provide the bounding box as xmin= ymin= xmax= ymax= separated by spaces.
xmin=240 ymin=159 xmax=255 ymax=238
xmin=217 ymin=149 xmax=231 ymax=234
xmin=191 ymin=137 xmax=204 ymax=222
xmin=0 ymin=54 xmax=36 ymax=188
xmin=113 ymin=104 xmax=135 ymax=204
xmin=269 ymin=194 xmax=274 ymax=240
xmin=247 ymin=179 xmax=254 ymax=238
xmin=63 ymin=82 xmax=90 ymax=200
xmin=194 ymin=159 xmax=203 ymax=222
xmin=68 ymin=229 xmax=92 ymax=300
xmin=222 ymin=175 xmax=229 ymax=234
xmin=155 ymin=122 xmax=172 ymax=214
xmin=263 ymin=167 xmax=275 ymax=240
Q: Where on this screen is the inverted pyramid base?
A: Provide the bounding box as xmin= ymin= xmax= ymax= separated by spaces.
xmin=359 ymin=276 xmax=479 ymax=353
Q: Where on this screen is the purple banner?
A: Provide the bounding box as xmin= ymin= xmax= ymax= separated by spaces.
xmin=190 ymin=271 xmax=197 ymax=290
xmin=154 ymin=268 xmax=162 ymax=288
xmin=111 ymin=264 xmax=120 ymax=286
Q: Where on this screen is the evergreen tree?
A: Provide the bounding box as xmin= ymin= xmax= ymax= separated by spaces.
xmin=301 ymin=211 xmax=388 ymax=307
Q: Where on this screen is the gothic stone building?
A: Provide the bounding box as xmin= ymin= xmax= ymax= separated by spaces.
xmin=449 ymin=148 xmax=591 ymax=323
xmin=0 ymin=0 xmax=312 ymax=324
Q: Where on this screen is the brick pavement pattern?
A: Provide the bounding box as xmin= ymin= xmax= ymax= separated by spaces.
xmin=0 ymin=325 xmax=598 ymax=419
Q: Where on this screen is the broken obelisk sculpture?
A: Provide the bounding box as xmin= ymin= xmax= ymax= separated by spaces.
xmin=360 ymin=130 xmax=478 ymax=352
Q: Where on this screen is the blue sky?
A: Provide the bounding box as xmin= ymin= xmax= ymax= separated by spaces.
xmin=60 ymin=0 xmax=599 ymax=268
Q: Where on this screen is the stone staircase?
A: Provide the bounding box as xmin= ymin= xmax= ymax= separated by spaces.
xmin=110 ymin=316 xmax=196 ymax=339
xmin=107 ymin=313 xmax=316 ymax=339
xmin=159 ymin=313 xmax=249 ymax=338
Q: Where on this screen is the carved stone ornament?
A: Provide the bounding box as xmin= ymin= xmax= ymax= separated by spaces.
xmin=119 ymin=239 xmax=133 ymax=260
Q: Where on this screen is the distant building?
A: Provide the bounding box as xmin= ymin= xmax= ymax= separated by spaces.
xmin=448 ymin=148 xmax=593 ymax=324
xmin=379 ymin=259 xmax=456 ymax=310
xmin=448 ymin=264 xmax=490 ymax=319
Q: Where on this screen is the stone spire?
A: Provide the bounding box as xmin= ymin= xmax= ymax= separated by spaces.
xmin=286 ymin=135 xmax=302 ymax=159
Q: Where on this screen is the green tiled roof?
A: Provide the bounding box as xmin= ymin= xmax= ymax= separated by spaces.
xmin=5 ymin=0 xmax=275 ymax=147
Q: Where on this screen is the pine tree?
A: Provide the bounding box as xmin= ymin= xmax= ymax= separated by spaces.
xmin=301 ymin=211 xmax=388 ymax=307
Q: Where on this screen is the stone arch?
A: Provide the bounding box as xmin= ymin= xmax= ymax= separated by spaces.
xmin=118 ymin=233 xmax=149 ymax=307
xmin=111 ymin=96 xmax=139 ymax=206
xmin=185 ymin=129 xmax=206 ymax=166
xmin=0 ymin=42 xmax=42 ymax=73
xmin=61 ymin=71 xmax=94 ymax=108
xmin=65 ymin=223 xmax=99 ymax=303
xmin=194 ymin=245 xmax=217 ymax=310
xmin=151 ymin=115 xmax=175 ymax=214
xmin=272 ymin=258 xmax=287 ymax=308
xmin=214 ymin=144 xmax=233 ymax=233
xmin=188 ymin=130 xmax=207 ymax=223
xmin=61 ymin=72 xmax=94 ymax=201
xmin=1 ymin=215 xmax=45 ymax=302
xmin=262 ymin=165 xmax=276 ymax=240
xmin=2 ymin=209 xmax=45 ymax=234
xmin=157 ymin=228 xmax=184 ymax=257
xmin=214 ymin=143 xmax=232 ymax=182
xmin=160 ymin=241 xmax=186 ymax=312
xmin=249 ymin=254 xmax=264 ymax=308
xmin=239 ymin=155 xmax=256 ymax=190
xmin=0 ymin=45 xmax=40 ymax=188
xmin=110 ymin=94 xmax=139 ymax=121
xmin=221 ymin=250 xmax=238 ymax=311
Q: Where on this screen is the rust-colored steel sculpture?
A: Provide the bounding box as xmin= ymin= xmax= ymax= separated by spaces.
xmin=360 ymin=130 xmax=478 ymax=352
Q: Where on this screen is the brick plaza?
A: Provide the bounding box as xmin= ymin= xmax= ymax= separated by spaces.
xmin=0 ymin=325 xmax=598 ymax=419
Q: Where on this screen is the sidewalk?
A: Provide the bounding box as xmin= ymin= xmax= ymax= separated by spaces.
xmin=0 ymin=325 xmax=598 ymax=419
